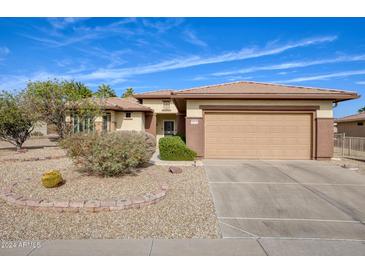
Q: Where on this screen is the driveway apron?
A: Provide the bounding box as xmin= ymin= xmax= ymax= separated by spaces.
xmin=204 ymin=159 xmax=365 ymax=254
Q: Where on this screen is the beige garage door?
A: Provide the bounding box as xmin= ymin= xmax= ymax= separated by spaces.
xmin=205 ymin=112 xmax=312 ymax=159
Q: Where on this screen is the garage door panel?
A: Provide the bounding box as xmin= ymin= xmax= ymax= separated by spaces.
xmin=206 ymin=138 xmax=310 ymax=146
xmin=205 ymin=113 xmax=312 ymax=159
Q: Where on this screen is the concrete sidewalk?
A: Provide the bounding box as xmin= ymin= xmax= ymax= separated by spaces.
xmin=1 ymin=238 xmax=365 ymax=256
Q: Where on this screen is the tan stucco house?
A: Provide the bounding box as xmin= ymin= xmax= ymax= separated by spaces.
xmin=68 ymin=81 xmax=359 ymax=160
xmin=336 ymin=112 xmax=365 ymax=137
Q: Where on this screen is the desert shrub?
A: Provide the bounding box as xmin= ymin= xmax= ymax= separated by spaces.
xmin=59 ymin=133 xmax=98 ymax=163
xmin=159 ymin=136 xmax=197 ymax=161
xmin=41 ymin=170 xmax=63 ymax=188
xmin=31 ymin=131 xmax=44 ymax=137
xmin=61 ymin=131 xmax=156 ymax=176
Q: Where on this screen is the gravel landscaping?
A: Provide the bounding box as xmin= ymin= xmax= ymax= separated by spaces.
xmin=0 ymin=148 xmax=220 ymax=240
xmin=330 ymin=157 xmax=365 ymax=175
xmin=0 ymin=146 xmax=66 ymax=162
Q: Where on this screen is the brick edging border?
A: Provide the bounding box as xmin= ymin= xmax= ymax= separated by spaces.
xmin=0 ymin=183 xmax=168 ymax=213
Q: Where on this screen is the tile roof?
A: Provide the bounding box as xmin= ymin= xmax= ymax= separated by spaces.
xmin=132 ymin=81 xmax=358 ymax=102
xmin=175 ymin=81 xmax=355 ymax=95
xmin=95 ymin=97 xmax=152 ymax=111
xmin=336 ymin=112 xmax=365 ymax=123
xmin=133 ymin=90 xmax=175 ymax=98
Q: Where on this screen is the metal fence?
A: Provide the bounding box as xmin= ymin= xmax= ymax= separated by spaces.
xmin=334 ymin=133 xmax=365 ymax=159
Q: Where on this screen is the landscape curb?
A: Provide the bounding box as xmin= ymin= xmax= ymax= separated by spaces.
xmin=0 ymin=182 xmax=168 ymax=213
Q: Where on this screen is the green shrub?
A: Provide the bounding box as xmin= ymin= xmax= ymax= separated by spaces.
xmin=61 ymin=131 xmax=156 ymax=176
xmin=173 ymin=133 xmax=186 ymax=143
xmin=159 ymin=136 xmax=197 ymax=161
xmin=41 ymin=170 xmax=63 ymax=188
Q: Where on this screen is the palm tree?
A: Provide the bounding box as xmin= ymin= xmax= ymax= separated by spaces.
xmin=94 ymin=84 xmax=116 ymax=98
xmin=122 ymin=87 xmax=134 ymax=98
xmin=358 ymin=106 xmax=365 ymax=113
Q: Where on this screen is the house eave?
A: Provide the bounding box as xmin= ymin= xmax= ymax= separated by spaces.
xmin=172 ymin=93 xmax=360 ymax=102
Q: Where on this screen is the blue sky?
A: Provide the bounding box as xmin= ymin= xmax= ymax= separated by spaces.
xmin=0 ymin=17 xmax=364 ymax=117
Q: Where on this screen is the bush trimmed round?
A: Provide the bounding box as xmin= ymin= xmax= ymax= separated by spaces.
xmin=159 ymin=136 xmax=197 ymax=161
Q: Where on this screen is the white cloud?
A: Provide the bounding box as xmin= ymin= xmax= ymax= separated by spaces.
xmin=47 ymin=18 xmax=89 ymax=29
xmin=183 ymin=30 xmax=207 ymax=47
xmin=76 ymin=35 xmax=337 ymax=81
xmin=25 ymin=19 xmax=135 ymax=47
xmin=0 ymin=72 xmax=72 ymax=91
xmin=356 ymin=81 xmax=365 ymax=85
xmin=212 ymin=54 xmax=365 ymax=76
xmin=279 ymin=69 xmax=365 ymax=83
xmin=23 ymin=32 xmax=102 ymax=47
xmin=141 ymin=18 xmax=184 ymax=33
xmin=0 ymin=46 xmax=10 ymax=60
xmin=0 ymin=35 xmax=338 ymax=90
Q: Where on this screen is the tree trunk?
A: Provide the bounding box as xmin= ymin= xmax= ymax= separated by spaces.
xmin=56 ymin=123 xmax=65 ymax=139
xmin=16 ymin=143 xmax=22 ymax=151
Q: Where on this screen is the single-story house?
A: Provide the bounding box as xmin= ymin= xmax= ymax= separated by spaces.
xmin=335 ymin=112 xmax=365 ymax=137
xmin=67 ymin=81 xmax=359 ymax=160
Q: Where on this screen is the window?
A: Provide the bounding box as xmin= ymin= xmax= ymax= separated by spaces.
xmin=125 ymin=112 xmax=132 ymax=118
xmin=357 ymin=122 xmax=364 ymax=126
xmin=102 ymin=113 xmax=111 ymax=132
xmin=71 ymin=113 xmax=94 ymax=133
xmin=162 ymin=100 xmax=171 ymax=110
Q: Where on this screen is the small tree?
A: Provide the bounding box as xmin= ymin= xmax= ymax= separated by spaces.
xmin=358 ymin=107 xmax=365 ymax=113
xmin=24 ymin=79 xmax=99 ymax=139
xmin=0 ymin=91 xmax=37 ymax=150
xmin=122 ymin=87 xmax=134 ymax=98
xmin=94 ymin=84 xmax=116 ymax=98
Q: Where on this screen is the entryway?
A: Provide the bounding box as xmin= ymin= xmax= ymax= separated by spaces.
xmin=163 ymin=120 xmax=175 ymax=136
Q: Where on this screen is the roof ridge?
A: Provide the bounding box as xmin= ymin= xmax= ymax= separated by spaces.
xmin=175 ymin=80 xmax=357 ymax=94
xmin=135 ymin=89 xmax=175 ymax=95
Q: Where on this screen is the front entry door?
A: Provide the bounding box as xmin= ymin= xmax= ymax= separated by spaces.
xmin=164 ymin=121 xmax=175 ymax=136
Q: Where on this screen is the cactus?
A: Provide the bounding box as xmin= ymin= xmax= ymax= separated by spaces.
xmin=41 ymin=170 xmax=63 ymax=188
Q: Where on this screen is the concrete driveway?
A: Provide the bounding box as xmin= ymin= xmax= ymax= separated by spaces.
xmin=204 ymin=160 xmax=365 ymax=255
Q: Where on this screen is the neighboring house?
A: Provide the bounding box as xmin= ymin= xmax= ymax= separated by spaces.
xmin=335 ymin=112 xmax=365 ymax=137
xmin=68 ymin=81 xmax=359 ymax=160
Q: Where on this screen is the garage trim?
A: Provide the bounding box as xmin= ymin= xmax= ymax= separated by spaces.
xmin=200 ymin=105 xmax=320 ymax=111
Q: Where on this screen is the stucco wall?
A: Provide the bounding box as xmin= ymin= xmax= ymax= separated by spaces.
xmin=186 ymin=99 xmax=333 ymax=118
xmin=115 ymin=111 xmax=145 ymax=131
xmin=337 ymin=121 xmax=365 ymax=137
xmin=142 ymin=99 xmax=178 ymax=114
